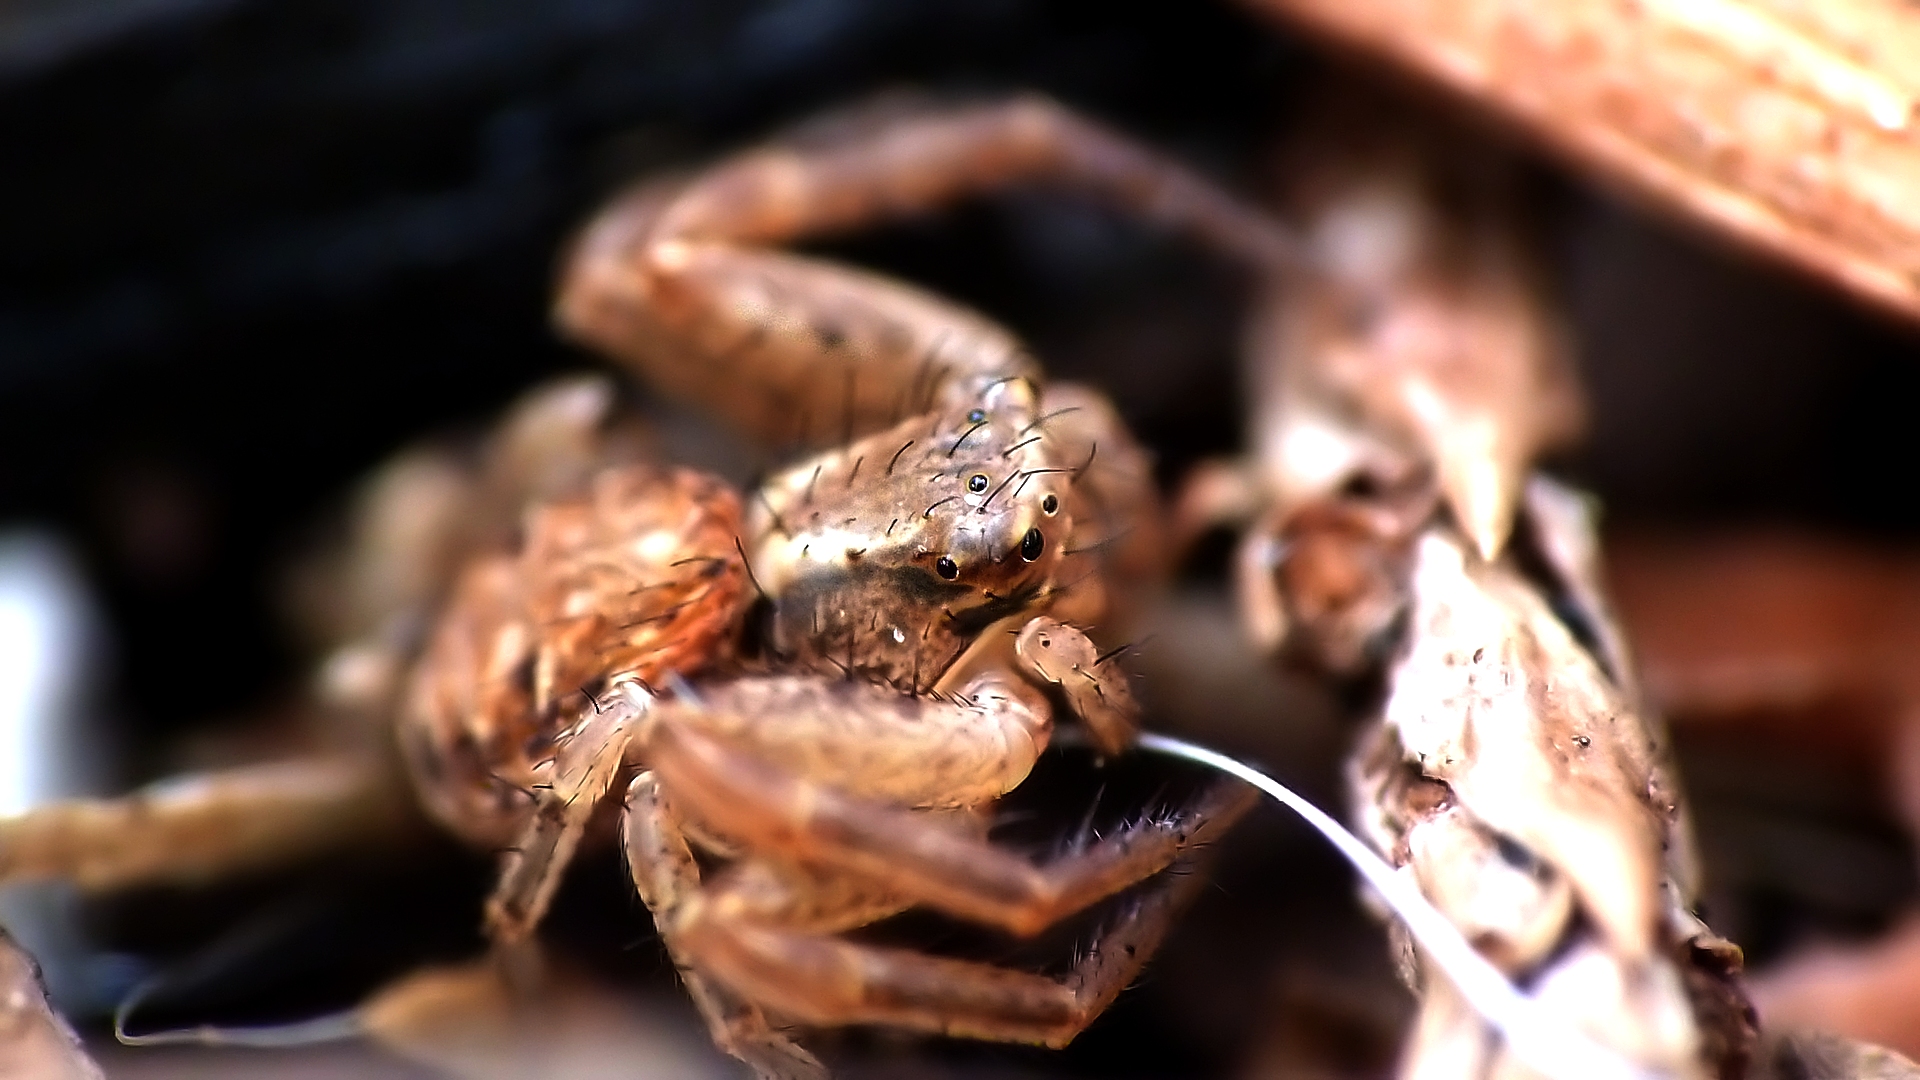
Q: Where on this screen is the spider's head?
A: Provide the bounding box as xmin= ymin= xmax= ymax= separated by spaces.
xmin=746 ymin=383 xmax=1069 ymax=689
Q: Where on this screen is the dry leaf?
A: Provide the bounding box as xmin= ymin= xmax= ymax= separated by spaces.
xmin=1350 ymin=515 xmax=1718 ymax=1080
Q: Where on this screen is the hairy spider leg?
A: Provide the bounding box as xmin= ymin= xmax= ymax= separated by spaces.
xmin=556 ymin=96 xmax=1299 ymax=450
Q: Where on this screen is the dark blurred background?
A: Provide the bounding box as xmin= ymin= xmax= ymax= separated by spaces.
xmin=4 ymin=0 xmax=1919 ymax=1075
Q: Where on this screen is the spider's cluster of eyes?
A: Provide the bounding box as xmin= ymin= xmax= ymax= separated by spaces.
xmin=933 ymin=470 xmax=1054 ymax=581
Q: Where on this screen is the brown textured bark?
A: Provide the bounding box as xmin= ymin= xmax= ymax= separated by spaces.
xmin=1239 ymin=0 xmax=1920 ymax=326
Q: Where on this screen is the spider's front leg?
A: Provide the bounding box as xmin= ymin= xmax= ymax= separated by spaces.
xmin=641 ymin=667 xmax=1252 ymax=946
xmin=555 ymin=96 xmax=1298 ymax=449
xmin=649 ymin=703 xmax=1250 ymax=931
xmin=480 ymin=667 xmax=1028 ymax=945
xmin=648 ymin=711 xmax=1255 ymax=1048
xmin=483 ymin=667 xmax=1253 ymax=1068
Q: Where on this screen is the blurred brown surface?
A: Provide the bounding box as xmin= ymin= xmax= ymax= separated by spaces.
xmin=90 ymin=1043 xmax=433 ymax=1080
xmin=1754 ymin=915 xmax=1920 ymax=1061
xmin=0 ymin=932 xmax=100 ymax=1080
xmin=1609 ymin=529 xmax=1920 ymax=1059
xmin=1241 ymin=0 xmax=1920 ymax=327
xmin=1612 ymin=529 xmax=1920 ymax=728
xmin=1608 ymin=528 xmax=1920 ymax=834
xmin=1756 ymin=1031 xmax=1920 ymax=1080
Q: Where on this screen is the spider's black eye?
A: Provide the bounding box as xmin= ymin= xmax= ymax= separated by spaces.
xmin=1020 ymin=528 xmax=1045 ymax=562
xmin=966 ymin=408 xmax=987 ymax=424
xmin=967 ymin=474 xmax=989 ymax=493
xmin=1041 ymin=494 xmax=1059 ymax=514
xmin=935 ymin=556 xmax=959 ymax=580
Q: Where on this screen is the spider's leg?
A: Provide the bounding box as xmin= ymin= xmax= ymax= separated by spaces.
xmin=485 ymin=670 xmax=1020 ymax=944
xmin=556 ymin=96 xmax=1297 ymax=448
xmin=621 ymin=770 xmax=829 ymax=1080
xmin=647 ymin=706 xmax=1254 ymax=938
xmin=0 ymin=757 xmax=404 ymax=892
xmin=665 ymin=777 xmax=1254 ymax=1048
xmin=646 ymin=96 xmax=1295 ymax=266
xmin=561 ymin=222 xmax=1038 ymax=451
xmin=484 ymin=688 xmax=649 ymax=942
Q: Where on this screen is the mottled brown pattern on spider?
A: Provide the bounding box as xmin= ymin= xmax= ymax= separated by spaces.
xmin=403 ymin=465 xmax=747 ymax=848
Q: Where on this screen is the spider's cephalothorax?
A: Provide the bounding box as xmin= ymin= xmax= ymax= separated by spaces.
xmin=749 ymin=382 xmax=1076 ymax=691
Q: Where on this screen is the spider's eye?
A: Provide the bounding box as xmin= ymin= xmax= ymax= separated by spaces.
xmin=1041 ymin=494 xmax=1059 ymax=515
xmin=1020 ymin=528 xmax=1045 ymax=562
xmin=966 ymin=408 xmax=987 ymax=424
xmin=935 ymin=556 xmax=959 ymax=580
xmin=967 ymin=474 xmax=989 ymax=493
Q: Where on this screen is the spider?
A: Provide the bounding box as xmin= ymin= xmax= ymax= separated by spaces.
xmin=0 ymin=96 xmax=1293 ymax=1079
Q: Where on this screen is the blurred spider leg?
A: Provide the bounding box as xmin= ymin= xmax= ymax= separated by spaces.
xmin=671 ymin=779 xmax=1256 ymax=1047
xmin=646 ymin=96 xmax=1298 ymax=270
xmin=560 ymin=225 xmax=1042 ymax=447
xmin=621 ymin=771 xmax=828 ymax=1080
xmin=650 ymin=716 xmax=1254 ymax=937
xmin=556 ymin=98 xmax=1299 ymax=446
xmin=0 ymin=757 xmax=403 ymax=892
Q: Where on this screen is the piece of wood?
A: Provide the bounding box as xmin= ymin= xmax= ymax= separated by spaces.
xmin=1241 ymin=0 xmax=1920 ymax=326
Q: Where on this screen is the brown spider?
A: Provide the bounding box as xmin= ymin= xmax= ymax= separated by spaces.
xmin=0 ymin=96 xmax=1293 ymax=1079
